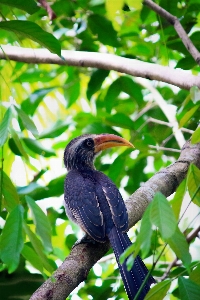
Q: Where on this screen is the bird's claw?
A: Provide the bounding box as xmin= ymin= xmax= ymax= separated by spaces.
xmin=72 ymin=234 xmax=96 ymax=248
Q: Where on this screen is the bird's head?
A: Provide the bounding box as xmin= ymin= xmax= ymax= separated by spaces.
xmin=64 ymin=133 xmax=133 ymax=171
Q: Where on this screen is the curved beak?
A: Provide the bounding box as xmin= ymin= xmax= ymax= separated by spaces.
xmin=94 ymin=134 xmax=134 ymax=153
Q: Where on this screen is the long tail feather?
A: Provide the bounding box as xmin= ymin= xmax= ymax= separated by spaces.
xmin=108 ymin=227 xmax=155 ymax=300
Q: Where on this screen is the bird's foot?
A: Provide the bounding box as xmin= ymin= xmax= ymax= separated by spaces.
xmin=72 ymin=234 xmax=96 ymax=248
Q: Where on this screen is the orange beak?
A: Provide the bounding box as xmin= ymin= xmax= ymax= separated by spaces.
xmin=93 ymin=134 xmax=134 ymax=153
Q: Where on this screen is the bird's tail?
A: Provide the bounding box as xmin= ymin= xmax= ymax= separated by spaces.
xmin=108 ymin=227 xmax=155 ymax=300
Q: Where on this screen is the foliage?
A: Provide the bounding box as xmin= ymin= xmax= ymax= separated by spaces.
xmin=0 ymin=0 xmax=200 ymax=299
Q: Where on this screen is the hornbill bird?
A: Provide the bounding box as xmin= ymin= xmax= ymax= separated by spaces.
xmin=64 ymin=133 xmax=155 ymax=299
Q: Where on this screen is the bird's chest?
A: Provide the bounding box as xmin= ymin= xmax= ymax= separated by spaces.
xmin=82 ymin=172 xmax=113 ymax=227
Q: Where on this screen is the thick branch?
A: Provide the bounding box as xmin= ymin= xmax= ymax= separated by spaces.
xmin=30 ymin=140 xmax=200 ymax=300
xmin=0 ymin=45 xmax=199 ymax=90
xmin=143 ymin=0 xmax=200 ymax=64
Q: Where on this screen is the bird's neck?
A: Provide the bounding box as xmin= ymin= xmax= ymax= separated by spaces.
xmin=67 ymin=159 xmax=95 ymax=172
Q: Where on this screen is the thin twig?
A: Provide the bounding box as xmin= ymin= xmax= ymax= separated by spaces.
xmin=143 ymin=0 xmax=200 ymax=64
xmin=149 ymin=145 xmax=181 ymax=153
xmin=37 ymin=0 xmax=56 ymax=21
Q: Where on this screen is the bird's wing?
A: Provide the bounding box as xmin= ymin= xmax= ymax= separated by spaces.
xmin=96 ymin=171 xmax=129 ymax=232
xmin=64 ymin=170 xmax=106 ymax=242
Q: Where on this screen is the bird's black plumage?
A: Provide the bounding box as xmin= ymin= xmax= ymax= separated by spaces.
xmin=64 ymin=133 xmax=155 ymax=299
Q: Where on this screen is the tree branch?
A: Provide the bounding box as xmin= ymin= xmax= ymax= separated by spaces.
xmin=30 ymin=140 xmax=200 ymax=300
xmin=0 ymin=45 xmax=199 ymax=90
xmin=143 ymin=0 xmax=200 ymax=64
xmin=37 ymin=0 xmax=56 ymax=21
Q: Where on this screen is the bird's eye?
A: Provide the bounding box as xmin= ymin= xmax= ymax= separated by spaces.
xmin=86 ymin=139 xmax=93 ymax=148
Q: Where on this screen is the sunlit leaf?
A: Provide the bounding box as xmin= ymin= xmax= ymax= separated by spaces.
xmin=0 ymin=107 xmax=12 ymax=147
xmin=0 ymin=21 xmax=61 ymax=56
xmin=170 ymin=179 xmax=187 ymax=220
xmin=150 ymin=192 xmax=177 ymax=239
xmin=178 ymin=277 xmax=200 ymax=300
xmin=179 ymin=104 xmax=199 ymax=128
xmin=0 ymin=205 xmax=24 ymax=273
xmin=106 ymin=0 xmax=124 ymax=22
xmin=190 ymin=265 xmax=200 ymax=285
xmin=9 ymin=128 xmax=29 ymax=160
xmin=187 ymin=164 xmax=200 ymax=206
xmin=14 ymin=106 xmax=38 ymax=138
xmin=145 ymin=280 xmax=171 ymax=300
xmin=39 ymin=119 xmax=70 ymax=139
xmin=190 ymin=86 xmax=200 ymax=104
xmin=21 ymin=87 xmax=55 ymax=116
xmin=26 ymin=196 xmax=52 ymax=252
xmin=22 ymin=138 xmax=56 ymax=157
xmin=2 ymin=171 xmax=19 ymax=211
xmin=191 ymin=127 xmax=200 ymax=144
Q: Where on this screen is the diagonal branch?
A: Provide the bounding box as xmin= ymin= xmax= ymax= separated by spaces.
xmin=0 ymin=45 xmax=200 ymax=90
xmin=143 ymin=0 xmax=200 ymax=64
xmin=30 ymin=140 xmax=200 ymax=300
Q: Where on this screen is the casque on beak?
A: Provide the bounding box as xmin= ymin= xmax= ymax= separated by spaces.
xmin=93 ymin=134 xmax=134 ymax=153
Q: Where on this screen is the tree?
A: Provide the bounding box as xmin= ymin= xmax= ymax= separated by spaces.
xmin=0 ymin=0 xmax=200 ymax=299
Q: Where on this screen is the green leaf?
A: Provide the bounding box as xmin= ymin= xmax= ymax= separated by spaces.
xmin=64 ymin=77 xmax=80 ymax=108
xmin=179 ymin=104 xmax=199 ymax=128
xmin=190 ymin=265 xmax=200 ymax=285
xmin=22 ymin=138 xmax=56 ymax=157
xmin=106 ymin=113 xmax=135 ymax=130
xmin=175 ymin=56 xmax=196 ymax=70
xmin=126 ymin=254 xmax=135 ymax=271
xmin=22 ymin=87 xmax=55 ymax=116
xmin=39 ymin=119 xmax=70 ymax=139
xmin=0 ymin=21 xmax=61 ymax=56
xmin=167 ymin=226 xmax=191 ymax=267
xmin=21 ymin=244 xmax=43 ymax=273
xmin=88 ymin=14 xmax=120 ymax=47
xmin=104 ymin=76 xmax=143 ymax=112
xmin=191 ymin=127 xmax=200 ymax=144
xmin=14 ymin=106 xmax=38 ymax=138
xmin=83 ymin=122 xmax=119 ymax=135
xmin=87 ymin=69 xmax=109 ymax=100
xmin=145 ymin=280 xmax=171 ymax=300
xmin=0 ymin=107 xmax=12 ymax=147
xmin=2 ymin=171 xmax=19 ymax=211
xmin=0 ymin=0 xmax=39 ymax=14
xmin=23 ymin=223 xmax=55 ymax=273
xmin=9 ymin=128 xmax=29 ymax=160
xmin=108 ymin=153 xmax=126 ymax=183
xmin=134 ymin=204 xmax=153 ymax=257
xmin=25 ymin=196 xmax=52 ymax=252
xmin=19 ymin=175 xmax=65 ymax=200
xmin=150 ymin=192 xmax=177 ymax=239
xmin=170 ymin=179 xmax=187 ymax=220
xmin=178 ymin=277 xmax=200 ymax=300
xmin=119 ymin=243 xmax=134 ymax=265
xmin=187 ymin=164 xmax=200 ymax=206
xmin=190 ymin=86 xmax=200 ymax=104
xmin=0 ymin=205 xmax=24 ymax=273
